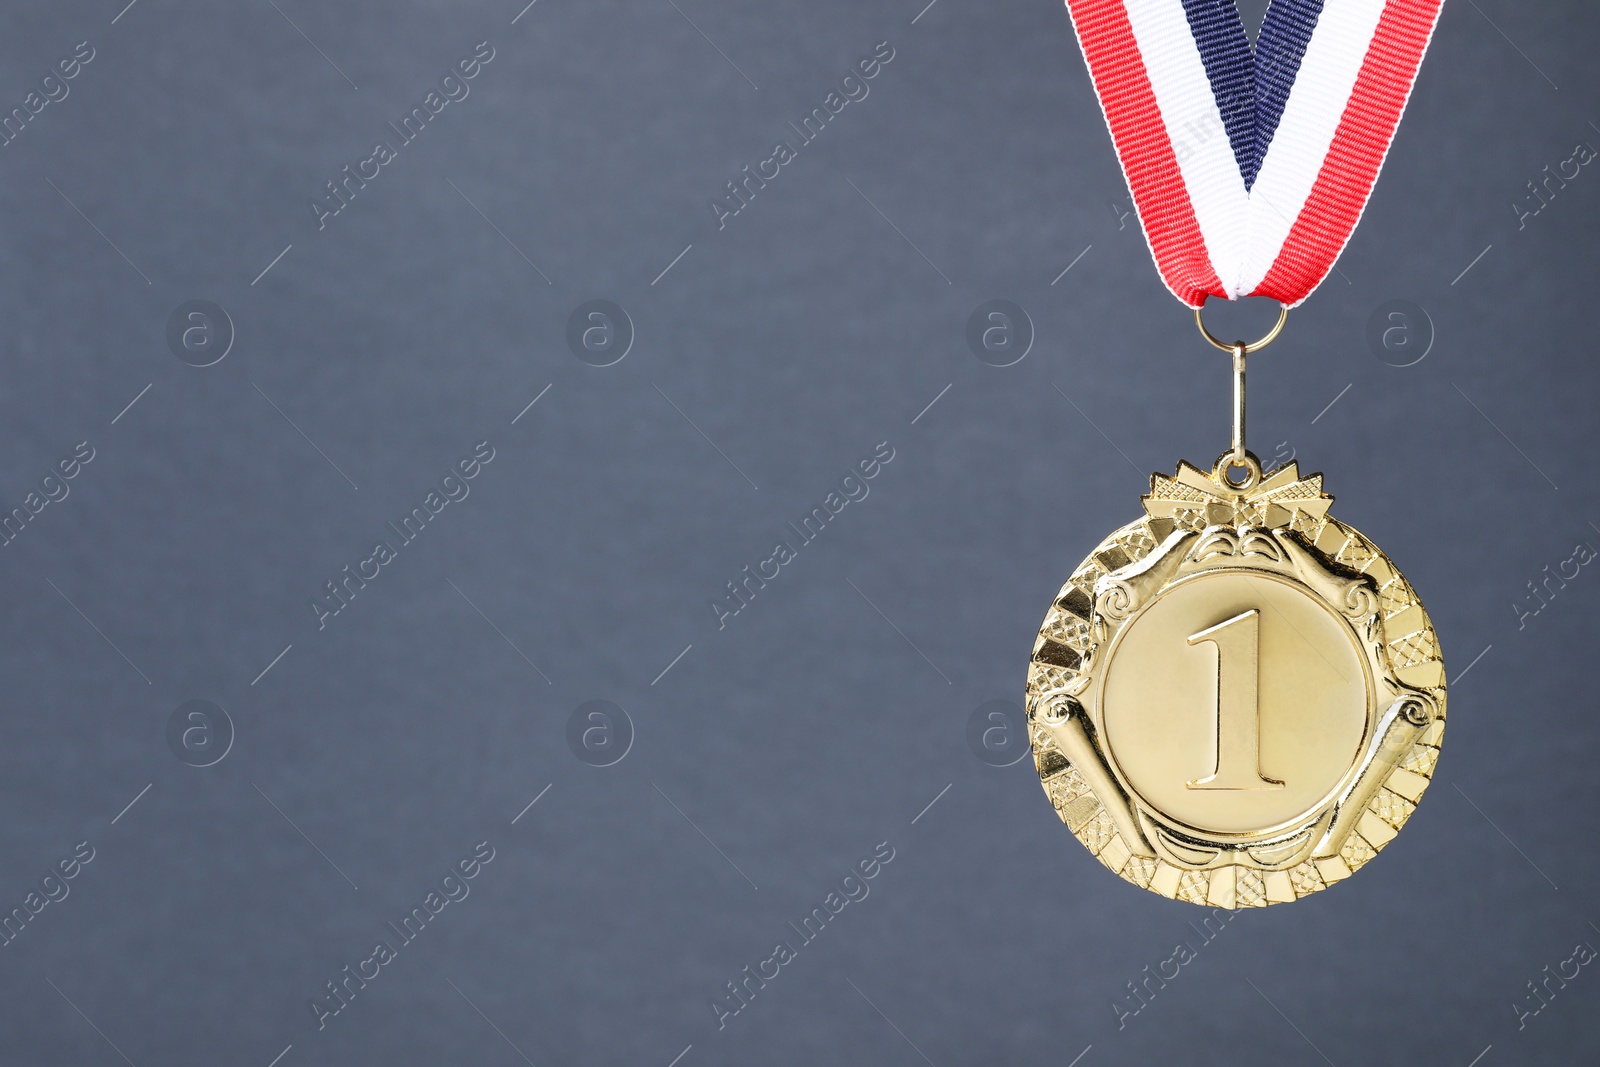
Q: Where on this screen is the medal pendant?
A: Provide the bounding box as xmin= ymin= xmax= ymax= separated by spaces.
xmin=1036 ymin=0 xmax=1452 ymax=906
xmin=1025 ymin=451 xmax=1446 ymax=907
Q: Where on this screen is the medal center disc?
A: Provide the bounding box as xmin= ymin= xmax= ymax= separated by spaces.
xmin=1100 ymin=570 xmax=1371 ymax=835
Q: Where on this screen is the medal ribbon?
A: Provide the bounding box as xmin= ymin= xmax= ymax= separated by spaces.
xmin=1065 ymin=0 xmax=1445 ymax=307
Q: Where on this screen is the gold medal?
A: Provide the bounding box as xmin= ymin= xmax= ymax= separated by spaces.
xmin=1039 ymin=0 xmax=1453 ymax=905
xmin=1025 ymin=324 xmax=1446 ymax=907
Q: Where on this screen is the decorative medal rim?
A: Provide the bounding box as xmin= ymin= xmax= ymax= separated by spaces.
xmin=1025 ymin=455 xmax=1447 ymax=908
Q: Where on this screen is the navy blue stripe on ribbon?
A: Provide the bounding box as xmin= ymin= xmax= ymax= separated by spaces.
xmin=1174 ymin=0 xmax=1328 ymax=190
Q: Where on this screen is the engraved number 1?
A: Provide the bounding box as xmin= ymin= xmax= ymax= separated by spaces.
xmin=1186 ymin=609 xmax=1284 ymax=791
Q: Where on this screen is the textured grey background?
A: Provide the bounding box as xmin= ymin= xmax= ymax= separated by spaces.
xmin=0 ymin=1 xmax=1596 ymax=1064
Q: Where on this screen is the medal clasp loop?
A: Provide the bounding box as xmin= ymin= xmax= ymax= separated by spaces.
xmin=1190 ymin=301 xmax=1285 ymax=492
xmin=1216 ymin=448 xmax=1263 ymax=492
xmin=1193 ymin=301 xmax=1289 ymax=354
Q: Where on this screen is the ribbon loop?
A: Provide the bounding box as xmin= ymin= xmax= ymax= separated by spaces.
xmin=1066 ymin=0 xmax=1445 ymax=307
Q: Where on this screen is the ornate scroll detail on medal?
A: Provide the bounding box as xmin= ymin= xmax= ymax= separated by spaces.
xmin=1026 ymin=453 xmax=1446 ymax=907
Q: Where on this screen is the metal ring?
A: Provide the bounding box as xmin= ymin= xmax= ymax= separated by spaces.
xmin=1213 ymin=450 xmax=1263 ymax=493
xmin=1193 ymin=301 xmax=1289 ymax=354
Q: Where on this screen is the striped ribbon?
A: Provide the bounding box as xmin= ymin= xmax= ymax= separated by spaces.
xmin=1066 ymin=0 xmax=1445 ymax=307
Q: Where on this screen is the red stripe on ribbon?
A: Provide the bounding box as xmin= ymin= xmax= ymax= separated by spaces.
xmin=1067 ymin=0 xmax=1224 ymax=306
xmin=1253 ymin=0 xmax=1445 ymax=305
